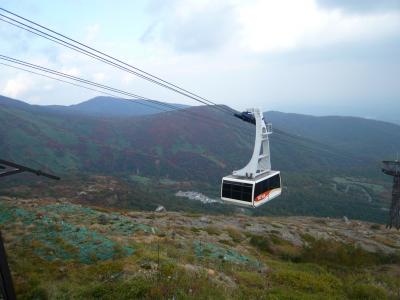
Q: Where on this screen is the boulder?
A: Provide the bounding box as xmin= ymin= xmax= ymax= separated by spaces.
xmin=155 ymin=205 xmax=166 ymax=213
xmin=97 ymin=214 xmax=109 ymax=225
xmin=200 ymin=216 xmax=211 ymax=224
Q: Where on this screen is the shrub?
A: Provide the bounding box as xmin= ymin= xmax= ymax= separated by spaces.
xmin=79 ymin=278 xmax=153 ymax=299
xmin=249 ymin=233 xmax=300 ymax=261
xmin=299 ymin=239 xmax=378 ymax=268
xmin=346 ymin=284 xmax=388 ymax=300
xmin=219 ymin=239 xmax=235 ymax=246
xmin=190 ymin=227 xmax=200 ymax=233
xmin=226 ymin=227 xmax=244 ymax=243
xmin=19 ymin=285 xmax=48 ymax=300
xmin=376 ymin=251 xmax=400 ymax=265
xmin=300 ymin=233 xmax=316 ymax=244
xmin=160 ymin=262 xmax=176 ymax=277
xmin=204 ymin=226 xmax=221 ymax=236
xmin=270 ymin=269 xmax=342 ymax=295
xmin=236 ymin=271 xmax=265 ymax=288
xmin=249 ymin=234 xmax=273 ymax=253
xmin=370 ymin=224 xmax=381 ymax=230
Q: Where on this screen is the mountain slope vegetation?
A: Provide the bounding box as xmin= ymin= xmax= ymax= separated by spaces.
xmin=46 ymin=96 xmax=189 ymax=117
xmin=0 ymin=95 xmax=396 ymax=223
xmin=265 ymin=111 xmax=400 ymax=162
xmin=0 ymin=95 xmax=363 ymax=178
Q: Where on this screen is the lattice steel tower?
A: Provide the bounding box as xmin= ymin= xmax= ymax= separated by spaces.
xmin=382 ymin=159 xmax=400 ymax=229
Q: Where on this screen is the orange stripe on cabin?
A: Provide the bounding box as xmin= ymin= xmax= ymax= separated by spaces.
xmin=254 ymin=188 xmax=280 ymax=202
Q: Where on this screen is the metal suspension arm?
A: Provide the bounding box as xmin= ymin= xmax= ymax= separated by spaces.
xmin=0 ymin=159 xmax=60 ymax=180
xmin=232 ymin=108 xmax=272 ymax=178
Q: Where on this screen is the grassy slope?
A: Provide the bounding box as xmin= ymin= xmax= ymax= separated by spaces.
xmin=2 ymin=198 xmax=399 ymax=300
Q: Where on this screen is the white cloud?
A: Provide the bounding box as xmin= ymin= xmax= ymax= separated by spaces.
xmin=236 ymin=0 xmax=318 ymax=52
xmin=142 ymin=0 xmax=237 ymax=53
xmin=43 ymin=83 xmax=54 ymax=91
xmin=0 ymin=0 xmax=398 ymax=116
xmin=1 ymin=75 xmax=33 ymax=98
xmin=60 ymin=67 xmax=81 ymax=77
xmin=93 ymin=72 xmax=106 ymax=82
xmin=143 ymin=0 xmax=400 ymax=54
xmin=85 ymin=24 xmax=100 ymax=41
xmin=122 ymin=73 xmax=135 ymax=85
xmin=235 ymin=0 xmax=400 ymax=53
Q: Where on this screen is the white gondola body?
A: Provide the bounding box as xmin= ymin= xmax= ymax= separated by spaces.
xmin=221 ymin=171 xmax=281 ymax=208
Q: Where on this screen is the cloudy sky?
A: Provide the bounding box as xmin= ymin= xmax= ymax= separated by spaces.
xmin=0 ymin=0 xmax=399 ymax=120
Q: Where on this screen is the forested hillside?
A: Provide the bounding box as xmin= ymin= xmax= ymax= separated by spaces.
xmin=1 ymin=95 xmax=397 ymax=223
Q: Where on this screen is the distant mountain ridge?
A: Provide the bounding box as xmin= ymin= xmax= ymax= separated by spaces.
xmin=1 ymin=95 xmax=358 ymax=176
xmin=46 ymin=96 xmax=189 ymax=117
xmin=0 ymin=98 xmax=376 ymax=178
xmin=264 ymin=111 xmax=400 ymax=161
xmin=2 ymin=95 xmax=399 ymax=175
xmin=0 ymin=95 xmax=189 ymax=118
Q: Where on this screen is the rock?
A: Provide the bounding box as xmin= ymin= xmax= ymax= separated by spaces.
xmin=280 ymin=230 xmax=303 ymax=246
xmin=183 ymin=264 xmax=200 ymax=273
xmin=155 ymin=205 xmax=166 ymax=213
xmin=97 ymin=214 xmax=109 ymax=225
xmin=258 ymin=266 xmax=270 ymax=274
xmin=207 ymin=269 xmax=216 ymax=276
xmin=236 ymin=207 xmax=251 ymax=215
xmin=343 ymin=216 xmax=350 ymax=224
xmin=217 ymin=272 xmax=237 ymax=288
xmin=200 ymin=216 xmax=211 ymax=224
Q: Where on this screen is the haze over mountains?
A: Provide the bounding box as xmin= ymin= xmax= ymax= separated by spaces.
xmin=1 ymin=95 xmax=399 ymax=223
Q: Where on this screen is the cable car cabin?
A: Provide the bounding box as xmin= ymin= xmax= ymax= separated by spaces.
xmin=221 ymin=108 xmax=282 ymax=207
xmin=221 ymin=171 xmax=281 ymax=208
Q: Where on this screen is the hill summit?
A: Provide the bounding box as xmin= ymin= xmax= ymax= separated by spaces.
xmin=53 ymin=96 xmax=189 ymax=117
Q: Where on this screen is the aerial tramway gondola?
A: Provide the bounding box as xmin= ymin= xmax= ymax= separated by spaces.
xmin=221 ymin=108 xmax=281 ymax=207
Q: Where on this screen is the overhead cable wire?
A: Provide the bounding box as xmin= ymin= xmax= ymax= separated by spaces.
xmin=0 ymin=55 xmax=246 ymax=131
xmin=0 ymin=9 xmax=237 ymax=117
xmin=0 ymin=55 xmax=185 ymax=113
xmin=0 ymin=7 xmax=238 ymax=115
xmin=0 ymin=54 xmax=175 ymax=109
xmin=0 ymin=13 xmax=235 ymax=117
xmin=0 ymin=16 xmax=202 ymax=116
xmin=0 ymin=58 xmax=237 ymax=129
xmin=0 ymin=55 xmax=238 ymax=128
xmin=0 ymin=62 xmax=170 ymax=113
